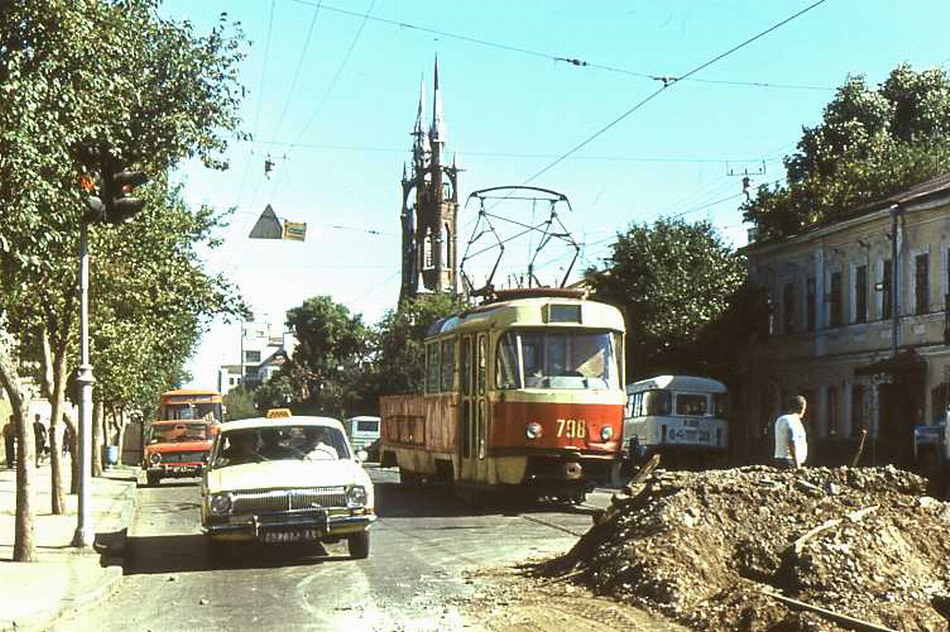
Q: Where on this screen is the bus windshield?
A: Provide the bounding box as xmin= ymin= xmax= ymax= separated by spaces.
xmin=496 ymin=329 xmax=621 ymax=390
xmin=162 ymin=402 xmax=222 ymax=424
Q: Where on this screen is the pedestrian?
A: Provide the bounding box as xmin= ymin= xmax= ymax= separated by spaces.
xmin=3 ymin=415 xmax=15 ymax=468
xmin=773 ymin=394 xmax=808 ymax=469
xmin=33 ymin=414 xmax=47 ymax=467
xmin=62 ymin=423 xmax=73 ymax=457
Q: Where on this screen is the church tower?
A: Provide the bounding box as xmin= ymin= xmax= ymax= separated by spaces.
xmin=400 ymin=58 xmax=460 ymax=302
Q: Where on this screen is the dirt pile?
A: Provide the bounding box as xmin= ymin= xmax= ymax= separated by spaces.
xmin=545 ymin=466 xmax=950 ymax=632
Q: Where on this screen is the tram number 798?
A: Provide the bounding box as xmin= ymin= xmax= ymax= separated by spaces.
xmin=556 ymin=418 xmax=586 ymax=439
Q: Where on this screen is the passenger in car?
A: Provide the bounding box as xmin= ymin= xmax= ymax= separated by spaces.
xmin=304 ymin=427 xmax=339 ymax=460
xmin=221 ymin=432 xmax=261 ymax=465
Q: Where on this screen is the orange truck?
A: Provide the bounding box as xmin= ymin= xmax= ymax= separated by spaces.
xmin=142 ymin=389 xmax=223 ymax=486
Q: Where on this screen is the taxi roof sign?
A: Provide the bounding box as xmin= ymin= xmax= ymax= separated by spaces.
xmin=265 ymin=408 xmax=292 ymax=419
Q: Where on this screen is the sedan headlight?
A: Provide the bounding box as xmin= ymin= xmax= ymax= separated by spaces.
xmin=148 ymin=452 xmax=162 ymax=465
xmin=600 ymin=425 xmax=615 ymax=441
xmin=525 ymin=422 xmax=543 ymax=440
xmin=209 ymin=492 xmax=233 ymax=516
xmin=346 ymin=485 xmax=368 ymax=507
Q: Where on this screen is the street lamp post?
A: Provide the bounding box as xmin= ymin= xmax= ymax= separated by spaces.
xmin=72 ymin=220 xmax=95 ymax=548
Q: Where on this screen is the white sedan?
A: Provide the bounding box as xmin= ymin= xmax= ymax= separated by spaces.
xmin=200 ymin=416 xmax=376 ymax=558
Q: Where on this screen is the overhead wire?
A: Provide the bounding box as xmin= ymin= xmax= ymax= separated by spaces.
xmin=288 ymin=0 xmax=832 ymax=92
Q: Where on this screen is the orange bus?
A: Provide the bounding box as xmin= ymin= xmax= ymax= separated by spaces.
xmin=142 ymin=389 xmax=224 ymax=486
xmin=380 ymin=288 xmax=626 ymax=503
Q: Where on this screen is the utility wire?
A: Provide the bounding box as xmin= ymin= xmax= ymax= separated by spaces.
xmin=520 ymin=0 xmax=828 ymax=186
xmin=271 ymin=1 xmax=323 ymax=142
xmin=288 ymin=0 xmax=831 ymax=92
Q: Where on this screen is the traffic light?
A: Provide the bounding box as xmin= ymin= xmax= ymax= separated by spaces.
xmin=74 ymin=141 xmax=148 ymax=224
xmin=103 ymin=169 xmax=148 ymax=224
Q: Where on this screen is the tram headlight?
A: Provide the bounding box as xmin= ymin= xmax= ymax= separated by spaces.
xmin=148 ymin=452 xmax=162 ymax=466
xmin=525 ymin=422 xmax=543 ymax=440
xmin=600 ymin=425 xmax=615 ymax=441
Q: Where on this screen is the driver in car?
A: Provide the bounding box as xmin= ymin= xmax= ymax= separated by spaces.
xmin=304 ymin=427 xmax=339 ymax=460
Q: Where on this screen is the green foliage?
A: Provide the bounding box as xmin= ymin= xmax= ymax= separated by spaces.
xmin=255 ymin=297 xmax=371 ymax=418
xmin=744 ymin=64 xmax=950 ymax=240
xmin=0 ymin=0 xmax=247 ymax=409
xmin=369 ymin=294 xmax=461 ymax=396
xmin=223 ymin=386 xmax=258 ymax=421
xmin=588 ymin=218 xmax=746 ymax=378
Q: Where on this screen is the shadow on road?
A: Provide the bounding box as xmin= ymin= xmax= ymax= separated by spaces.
xmin=376 ymin=482 xmax=599 ymax=520
xmin=124 ymin=533 xmax=351 ymax=576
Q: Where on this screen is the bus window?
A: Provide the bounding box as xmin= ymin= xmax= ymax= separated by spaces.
xmin=425 ymin=343 xmax=440 ymax=393
xmin=714 ymin=393 xmax=729 ymax=418
xmin=643 ymin=390 xmax=672 ymax=416
xmin=675 ymin=393 xmax=708 ymax=416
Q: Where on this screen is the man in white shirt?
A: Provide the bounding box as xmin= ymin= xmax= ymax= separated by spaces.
xmin=773 ymin=395 xmax=808 ymax=469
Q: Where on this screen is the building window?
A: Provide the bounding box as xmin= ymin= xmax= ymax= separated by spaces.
xmin=851 ymin=385 xmax=865 ymax=439
xmin=783 ymin=282 xmax=795 ymax=333
xmin=829 ymin=271 xmax=842 ymax=327
xmin=915 ymin=253 xmax=930 ymax=314
xmin=244 ymin=350 xmax=261 ymax=363
xmin=423 ymin=229 xmax=434 ymax=270
xmin=882 ymin=259 xmax=892 ymax=319
xmin=827 ymin=386 xmax=839 ymax=436
xmin=806 ymin=277 xmax=816 ymax=332
xmin=854 ymin=265 xmax=867 ymax=324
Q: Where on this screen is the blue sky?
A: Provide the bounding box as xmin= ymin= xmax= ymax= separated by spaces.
xmin=157 ymin=0 xmax=950 ymax=388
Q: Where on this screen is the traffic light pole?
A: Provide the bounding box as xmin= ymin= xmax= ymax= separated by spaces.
xmin=72 ymin=221 xmax=95 ymax=548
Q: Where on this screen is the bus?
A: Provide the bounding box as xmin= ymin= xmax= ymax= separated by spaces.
xmin=142 ymin=389 xmax=224 ymax=485
xmin=623 ymin=375 xmax=729 ymax=468
xmin=159 ymin=389 xmax=224 ymax=424
xmin=380 ymin=288 xmax=626 ymax=503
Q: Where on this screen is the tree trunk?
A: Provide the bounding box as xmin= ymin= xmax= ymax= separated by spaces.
xmin=92 ymin=398 xmax=104 ymax=477
xmin=116 ymin=408 xmax=127 ymax=466
xmin=0 ymin=341 xmax=37 ymax=562
xmin=41 ymin=325 xmax=68 ymax=514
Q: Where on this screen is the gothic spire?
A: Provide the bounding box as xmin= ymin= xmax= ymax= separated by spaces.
xmin=430 ymin=56 xmax=445 ymax=145
xmin=412 ymin=75 xmax=429 ymax=164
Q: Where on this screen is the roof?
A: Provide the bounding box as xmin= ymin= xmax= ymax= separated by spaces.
xmin=218 ymin=416 xmax=344 ymax=433
xmin=626 ymin=375 xmax=727 ymax=393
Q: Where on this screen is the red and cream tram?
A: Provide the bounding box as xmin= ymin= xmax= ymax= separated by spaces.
xmin=380 ymin=288 xmax=626 ymax=502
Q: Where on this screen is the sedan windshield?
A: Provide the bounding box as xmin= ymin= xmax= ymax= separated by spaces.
xmin=211 ymin=425 xmax=350 ymax=468
xmin=496 ymin=329 xmax=621 ymax=390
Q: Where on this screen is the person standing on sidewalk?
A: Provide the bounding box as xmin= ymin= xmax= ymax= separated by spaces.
xmin=3 ymin=415 xmax=15 ymax=468
xmin=773 ymin=395 xmax=808 ymax=469
xmin=33 ymin=414 xmax=47 ymax=467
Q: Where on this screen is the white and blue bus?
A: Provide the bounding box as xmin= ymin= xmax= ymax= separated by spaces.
xmin=623 ymin=375 xmax=729 ymax=468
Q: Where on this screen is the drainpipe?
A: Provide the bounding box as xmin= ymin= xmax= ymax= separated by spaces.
xmin=890 ymin=204 xmax=903 ymax=358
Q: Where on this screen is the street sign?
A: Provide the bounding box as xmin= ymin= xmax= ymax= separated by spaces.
xmin=283 ymin=221 xmax=307 ymax=241
xmin=249 ymin=205 xmax=283 ymax=239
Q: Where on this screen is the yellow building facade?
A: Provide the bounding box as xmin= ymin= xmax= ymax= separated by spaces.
xmin=745 ymin=175 xmax=950 ymax=466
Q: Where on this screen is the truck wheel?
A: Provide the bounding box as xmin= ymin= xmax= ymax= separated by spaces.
xmin=347 ymin=531 xmax=370 ymax=559
xmin=146 ymin=472 xmax=161 ymax=487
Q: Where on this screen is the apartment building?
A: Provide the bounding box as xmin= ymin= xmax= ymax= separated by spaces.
xmin=217 ymin=321 xmax=297 ymax=395
xmin=744 ymin=174 xmax=950 ymax=466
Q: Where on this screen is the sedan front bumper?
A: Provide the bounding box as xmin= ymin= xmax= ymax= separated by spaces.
xmin=203 ymin=508 xmax=376 ymax=542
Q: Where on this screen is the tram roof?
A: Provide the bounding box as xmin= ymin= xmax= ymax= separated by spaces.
xmin=626 ymin=375 xmax=727 ymax=394
xmin=426 ymin=295 xmax=624 ymax=338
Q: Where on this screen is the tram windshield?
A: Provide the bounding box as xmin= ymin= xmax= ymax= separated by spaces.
xmin=496 ymin=329 xmax=621 ymax=390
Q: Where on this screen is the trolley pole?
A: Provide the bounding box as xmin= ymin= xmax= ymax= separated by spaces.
xmin=72 ymin=221 xmax=95 ymax=548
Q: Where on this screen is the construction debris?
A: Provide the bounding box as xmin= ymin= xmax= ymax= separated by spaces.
xmin=541 ymin=465 xmax=950 ymax=632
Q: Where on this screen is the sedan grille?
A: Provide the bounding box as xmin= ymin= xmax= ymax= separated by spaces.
xmin=161 ymin=451 xmax=207 ymax=464
xmin=231 ymin=487 xmax=347 ymax=515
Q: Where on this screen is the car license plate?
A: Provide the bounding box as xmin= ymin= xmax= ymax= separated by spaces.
xmin=261 ymin=529 xmax=321 ymax=544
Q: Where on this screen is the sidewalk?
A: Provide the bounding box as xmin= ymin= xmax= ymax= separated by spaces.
xmin=0 ymin=458 xmax=138 ymax=632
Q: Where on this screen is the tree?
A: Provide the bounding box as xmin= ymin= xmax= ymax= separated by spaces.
xmin=223 ymin=386 xmax=258 ymax=421
xmin=744 ymin=64 xmax=950 ymax=240
xmin=369 ymin=294 xmax=461 ymax=396
xmin=587 ymin=218 xmax=746 ymax=379
xmin=0 ymin=0 xmax=246 ymax=558
xmin=256 ymin=297 xmax=372 ymax=418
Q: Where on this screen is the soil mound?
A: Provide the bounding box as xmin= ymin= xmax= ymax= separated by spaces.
xmin=545 ymin=466 xmax=950 ymax=632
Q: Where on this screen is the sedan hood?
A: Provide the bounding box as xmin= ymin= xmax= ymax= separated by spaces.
xmin=206 ymin=459 xmax=370 ymax=494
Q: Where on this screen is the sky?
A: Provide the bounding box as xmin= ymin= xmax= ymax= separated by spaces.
xmin=155 ymin=0 xmax=950 ymax=389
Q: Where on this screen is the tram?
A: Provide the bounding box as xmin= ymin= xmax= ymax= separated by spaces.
xmin=380 ymin=288 xmax=626 ymax=502
xmin=622 ymin=375 xmax=729 ymax=468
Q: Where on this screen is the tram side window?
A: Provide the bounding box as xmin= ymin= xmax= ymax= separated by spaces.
xmin=440 ymin=339 xmax=456 ymax=392
xmin=627 ymin=392 xmax=644 ymax=418
xmin=643 ymin=390 xmax=672 ymax=416
xmin=675 ymin=393 xmax=708 ymax=416
xmin=426 ymin=343 xmax=440 ymax=394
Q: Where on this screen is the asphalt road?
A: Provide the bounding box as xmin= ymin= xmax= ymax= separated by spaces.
xmin=54 ymin=466 xmax=612 ymax=632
